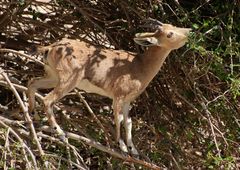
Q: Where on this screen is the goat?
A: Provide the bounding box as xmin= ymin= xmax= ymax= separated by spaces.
xmin=27 ymin=19 xmax=191 ymax=156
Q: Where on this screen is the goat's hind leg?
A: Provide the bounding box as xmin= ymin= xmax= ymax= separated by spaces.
xmin=43 ymin=71 xmax=80 ymax=141
xmin=27 ymin=65 xmax=58 ymax=114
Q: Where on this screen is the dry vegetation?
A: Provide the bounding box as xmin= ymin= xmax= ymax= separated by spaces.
xmin=0 ymin=0 xmax=240 ymax=169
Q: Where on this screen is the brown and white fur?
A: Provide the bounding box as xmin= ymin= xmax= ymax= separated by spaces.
xmin=27 ymin=19 xmax=191 ymax=156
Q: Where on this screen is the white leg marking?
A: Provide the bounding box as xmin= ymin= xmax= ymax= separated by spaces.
xmin=113 ymin=99 xmax=128 ymax=152
xmin=118 ymin=112 xmax=128 ymax=153
xmin=118 ymin=113 xmax=123 ymax=125
xmin=122 ymin=102 xmax=139 ymax=155
xmin=119 ymin=139 xmax=128 ymax=153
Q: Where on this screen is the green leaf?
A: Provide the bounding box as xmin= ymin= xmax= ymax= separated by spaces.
xmin=192 ymin=23 xmax=199 ymax=29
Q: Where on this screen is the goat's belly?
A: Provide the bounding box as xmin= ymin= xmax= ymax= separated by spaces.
xmin=77 ymin=79 xmax=111 ymax=98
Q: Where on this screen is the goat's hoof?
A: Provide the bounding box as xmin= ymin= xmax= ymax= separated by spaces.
xmin=128 ymin=146 xmax=139 ymax=158
xmin=56 ymin=129 xmax=66 ymax=142
xmin=131 ymin=153 xmax=140 ymax=159
xmin=52 ymin=126 xmax=66 ymax=142
xmin=120 ymin=150 xmax=129 ymax=157
xmin=56 ymin=130 xmax=66 ymax=142
xmin=30 ymin=110 xmax=35 ymax=115
xmin=58 ymin=133 xmax=67 ymax=142
xmin=118 ymin=139 xmax=128 ymax=153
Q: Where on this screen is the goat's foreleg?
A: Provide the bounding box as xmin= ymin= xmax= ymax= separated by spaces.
xmin=122 ymin=102 xmax=139 ymax=156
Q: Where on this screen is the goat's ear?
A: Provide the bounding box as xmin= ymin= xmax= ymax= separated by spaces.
xmin=134 ymin=33 xmax=159 ymax=46
xmin=134 ymin=29 xmax=162 ymax=46
xmin=134 ymin=36 xmax=159 ymax=46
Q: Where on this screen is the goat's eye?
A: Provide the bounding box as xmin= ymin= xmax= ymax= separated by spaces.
xmin=167 ymin=32 xmax=173 ymax=38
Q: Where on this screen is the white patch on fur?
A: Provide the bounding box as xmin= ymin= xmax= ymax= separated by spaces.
xmin=119 ymin=139 xmax=128 ymax=153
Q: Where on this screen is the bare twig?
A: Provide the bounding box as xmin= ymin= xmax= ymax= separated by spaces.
xmin=75 ymin=89 xmax=112 ymax=147
xmin=38 ymin=132 xmax=88 ymax=170
xmin=40 ymin=125 xmax=161 ymax=170
xmin=200 ymin=101 xmax=221 ymax=158
xmin=0 ymin=48 xmax=44 ymax=65
xmin=14 ymin=124 xmax=161 ymax=169
xmin=0 ymin=69 xmax=46 ymax=163
xmin=0 ymin=115 xmax=25 ymax=128
xmin=65 ymin=0 xmax=119 ymax=48
xmin=0 ymin=120 xmax=37 ymax=170
xmin=0 ymin=80 xmax=44 ymax=100
xmin=46 ymin=154 xmax=87 ymax=170
xmin=3 ymin=128 xmax=10 ymax=170
xmin=206 ymin=90 xmax=230 ymax=106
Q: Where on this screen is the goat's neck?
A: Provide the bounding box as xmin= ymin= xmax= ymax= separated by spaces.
xmin=140 ymin=46 xmax=171 ymax=82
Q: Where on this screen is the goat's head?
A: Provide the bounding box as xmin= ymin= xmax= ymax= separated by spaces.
xmin=134 ymin=18 xmax=191 ymax=50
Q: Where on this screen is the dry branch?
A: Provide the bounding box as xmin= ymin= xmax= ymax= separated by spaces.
xmin=40 ymin=125 xmax=161 ymax=170
xmin=0 ymin=48 xmax=44 ymax=65
xmin=0 ymin=68 xmax=48 ymax=168
xmin=75 ymin=89 xmax=112 ymax=147
xmin=0 ymin=78 xmax=161 ymax=169
xmin=0 ymin=120 xmax=38 ymax=170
